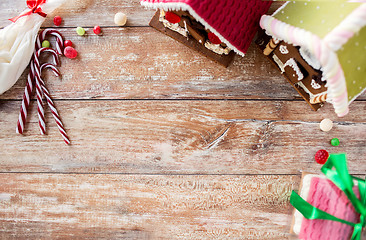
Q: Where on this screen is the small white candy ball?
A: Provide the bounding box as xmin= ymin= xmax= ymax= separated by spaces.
xmin=114 ymin=12 xmax=127 ymax=26
xmin=320 ymin=118 xmax=333 ymax=132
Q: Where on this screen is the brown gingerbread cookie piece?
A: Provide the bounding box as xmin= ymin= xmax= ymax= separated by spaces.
xmin=149 ymin=10 xmax=235 ymax=67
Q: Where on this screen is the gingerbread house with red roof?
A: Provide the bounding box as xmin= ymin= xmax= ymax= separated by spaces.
xmin=141 ymin=0 xmax=272 ymax=67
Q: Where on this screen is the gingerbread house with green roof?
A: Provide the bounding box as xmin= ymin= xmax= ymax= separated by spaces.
xmin=257 ymin=2 xmax=366 ymax=117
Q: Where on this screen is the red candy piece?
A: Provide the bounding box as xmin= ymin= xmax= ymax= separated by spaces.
xmin=64 ymin=40 xmax=73 ymax=47
xmin=315 ymin=149 xmax=329 ymax=164
xmin=63 ymin=46 xmax=77 ymax=59
xmin=165 ymin=12 xmax=181 ymax=24
xmin=208 ymin=32 xmax=222 ymax=45
xmin=53 ymin=16 xmax=62 ymax=26
xmin=93 ymin=26 xmax=101 ymax=35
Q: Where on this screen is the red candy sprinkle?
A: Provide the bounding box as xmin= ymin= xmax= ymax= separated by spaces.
xmin=165 ymin=12 xmax=181 ymax=24
xmin=315 ymin=149 xmax=329 ymax=164
xmin=64 ymin=40 xmax=73 ymax=47
xmin=93 ymin=26 xmax=101 ymax=35
xmin=63 ymin=46 xmax=77 ymax=59
xmin=53 ymin=16 xmax=62 ymax=26
xmin=208 ymin=32 xmax=222 ymax=45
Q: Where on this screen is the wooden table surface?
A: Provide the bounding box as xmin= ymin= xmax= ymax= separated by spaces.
xmin=1 ymin=1 xmax=365 ymax=239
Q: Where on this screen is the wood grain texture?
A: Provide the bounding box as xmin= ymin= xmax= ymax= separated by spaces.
xmin=0 ymin=174 xmax=299 ymax=239
xmin=1 ymin=100 xmax=365 ymax=174
xmin=2 ymin=27 xmax=364 ymax=101
xmin=1 ymin=1 xmax=365 ymax=239
xmin=0 ymin=1 xmax=283 ymax=28
xmin=0 ymin=0 xmax=156 ymax=28
xmin=0 ymin=27 xmax=296 ymax=101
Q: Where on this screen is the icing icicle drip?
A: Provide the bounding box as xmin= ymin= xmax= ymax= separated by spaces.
xmin=159 ymin=10 xmax=188 ymax=37
xmin=283 ymin=58 xmax=304 ymax=81
xmin=272 ymin=55 xmax=304 ymax=81
xmin=141 ymin=1 xmax=247 ymax=56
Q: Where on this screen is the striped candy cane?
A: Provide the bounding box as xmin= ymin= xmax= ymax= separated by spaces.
xmin=39 ymin=63 xmax=70 ymax=145
xmin=16 ymin=66 xmax=35 ymax=134
xmin=16 ymin=48 xmax=60 ymax=134
xmin=33 ymin=48 xmax=60 ymax=134
xmin=16 ymin=29 xmax=70 ymax=145
xmin=37 ymin=29 xmax=64 ymax=55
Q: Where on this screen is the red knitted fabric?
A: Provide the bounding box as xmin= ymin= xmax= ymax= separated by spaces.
xmin=141 ymin=0 xmax=272 ymax=55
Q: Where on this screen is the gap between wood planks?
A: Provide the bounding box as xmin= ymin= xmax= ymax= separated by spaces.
xmin=0 ymin=173 xmax=364 ymax=177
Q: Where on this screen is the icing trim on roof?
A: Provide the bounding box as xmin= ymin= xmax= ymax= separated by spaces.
xmin=141 ymin=1 xmax=245 ymax=56
xmin=323 ymin=4 xmax=366 ymax=51
xmin=260 ymin=15 xmax=349 ymax=117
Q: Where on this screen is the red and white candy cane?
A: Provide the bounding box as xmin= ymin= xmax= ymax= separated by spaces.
xmin=33 ymin=48 xmax=60 ymax=134
xmin=36 ymin=29 xmax=64 ymax=55
xmin=16 ymin=29 xmax=70 ymax=144
xmin=16 ymin=67 xmax=35 ymax=134
xmin=34 ymin=62 xmax=46 ymax=135
xmin=16 ymin=29 xmax=63 ymax=133
xmin=39 ymin=63 xmax=70 ymax=145
xmin=16 ymin=48 xmax=60 ymax=135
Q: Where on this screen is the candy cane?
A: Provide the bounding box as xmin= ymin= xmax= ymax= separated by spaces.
xmin=16 ymin=68 xmax=35 ymax=134
xmin=32 ymin=48 xmax=60 ymax=134
xmin=16 ymin=29 xmax=70 ymax=144
xmin=33 ymin=63 xmax=46 ymax=135
xmin=36 ymin=29 xmax=64 ymax=55
xmin=39 ymin=63 xmax=70 ymax=145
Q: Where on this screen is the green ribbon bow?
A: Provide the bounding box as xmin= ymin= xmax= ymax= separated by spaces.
xmin=290 ymin=153 xmax=366 ymax=240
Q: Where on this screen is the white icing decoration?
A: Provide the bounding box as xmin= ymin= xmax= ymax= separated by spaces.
xmin=204 ymin=42 xmax=231 ymax=55
xmin=279 ymin=45 xmax=289 ymax=54
xmin=183 ymin=20 xmax=189 ymax=39
xmin=299 ymin=47 xmax=321 ymax=70
xmin=297 ymin=81 xmax=328 ymax=102
xmin=141 ymin=1 xmax=246 ymax=56
xmin=283 ymin=58 xmax=304 ymax=81
xmin=160 ymin=17 xmax=188 ymax=37
xmin=311 ymin=79 xmax=321 ymax=89
xmin=273 ymin=55 xmax=304 ymax=81
xmin=272 ymin=54 xmax=285 ymax=71
xmin=158 ymin=12 xmax=230 ymax=55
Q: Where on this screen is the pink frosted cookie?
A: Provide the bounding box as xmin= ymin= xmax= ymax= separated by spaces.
xmin=292 ymin=174 xmax=360 ymax=240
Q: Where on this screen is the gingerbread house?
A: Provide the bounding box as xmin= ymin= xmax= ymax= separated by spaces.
xmin=257 ymin=2 xmax=366 ymax=117
xmin=141 ymin=0 xmax=272 ymax=67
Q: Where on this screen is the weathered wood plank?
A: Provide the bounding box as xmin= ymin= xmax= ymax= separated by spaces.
xmin=0 ymin=1 xmax=284 ymax=28
xmin=3 ymin=28 xmax=364 ymax=101
xmin=1 ymin=27 xmax=294 ymax=100
xmin=1 ymin=100 xmax=365 ymax=174
xmin=2 ymin=4 xmax=364 ymax=102
xmin=0 ymin=173 xmax=299 ymax=239
xmin=0 ymin=0 xmax=155 ymax=28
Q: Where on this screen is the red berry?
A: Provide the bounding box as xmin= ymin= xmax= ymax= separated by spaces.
xmin=93 ymin=26 xmax=101 ymax=35
xmin=208 ymin=32 xmax=222 ymax=45
xmin=53 ymin=16 xmax=62 ymax=26
xmin=315 ymin=149 xmax=329 ymax=164
xmin=64 ymin=40 xmax=73 ymax=47
xmin=165 ymin=12 xmax=181 ymax=24
xmin=63 ymin=46 xmax=77 ymax=59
